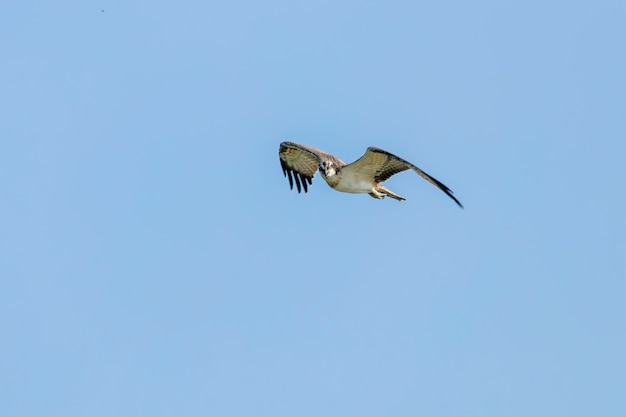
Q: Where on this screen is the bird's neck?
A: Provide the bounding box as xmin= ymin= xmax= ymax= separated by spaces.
xmin=323 ymin=171 xmax=342 ymax=188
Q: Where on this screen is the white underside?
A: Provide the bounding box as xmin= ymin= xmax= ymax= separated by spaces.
xmin=328 ymin=176 xmax=376 ymax=194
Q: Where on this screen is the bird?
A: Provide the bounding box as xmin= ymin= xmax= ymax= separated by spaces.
xmin=279 ymin=141 xmax=463 ymax=208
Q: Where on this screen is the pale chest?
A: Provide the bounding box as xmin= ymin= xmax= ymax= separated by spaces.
xmin=325 ymin=171 xmax=375 ymax=194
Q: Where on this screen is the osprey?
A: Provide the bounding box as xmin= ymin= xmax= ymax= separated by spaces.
xmin=279 ymin=141 xmax=463 ymax=208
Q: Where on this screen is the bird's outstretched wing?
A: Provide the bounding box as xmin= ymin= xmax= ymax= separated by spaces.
xmin=278 ymin=141 xmax=344 ymax=193
xmin=344 ymin=147 xmax=463 ymax=208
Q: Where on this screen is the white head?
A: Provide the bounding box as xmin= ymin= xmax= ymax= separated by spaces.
xmin=319 ymin=160 xmax=338 ymax=178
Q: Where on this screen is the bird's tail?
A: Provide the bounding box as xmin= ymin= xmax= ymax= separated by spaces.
xmin=375 ymin=185 xmax=406 ymax=201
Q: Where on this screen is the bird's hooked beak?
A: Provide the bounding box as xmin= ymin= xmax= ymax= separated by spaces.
xmin=320 ymin=161 xmax=335 ymax=178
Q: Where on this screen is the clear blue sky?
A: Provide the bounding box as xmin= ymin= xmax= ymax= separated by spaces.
xmin=2 ymin=1 xmax=625 ymax=416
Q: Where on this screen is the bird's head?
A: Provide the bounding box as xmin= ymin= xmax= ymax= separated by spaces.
xmin=319 ymin=160 xmax=338 ymax=178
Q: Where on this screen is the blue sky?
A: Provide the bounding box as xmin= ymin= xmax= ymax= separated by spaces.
xmin=2 ymin=1 xmax=625 ymax=416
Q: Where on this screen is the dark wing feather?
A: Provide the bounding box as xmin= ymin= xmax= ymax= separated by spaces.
xmin=278 ymin=141 xmax=340 ymax=193
xmin=348 ymin=147 xmax=463 ymax=208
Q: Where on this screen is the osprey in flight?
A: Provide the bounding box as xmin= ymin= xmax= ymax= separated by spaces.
xmin=279 ymin=142 xmax=463 ymax=208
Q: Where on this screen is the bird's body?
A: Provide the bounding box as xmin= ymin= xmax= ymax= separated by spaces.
xmin=331 ymin=175 xmax=375 ymax=194
xmin=278 ymin=141 xmax=463 ymax=207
